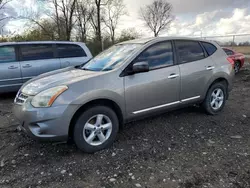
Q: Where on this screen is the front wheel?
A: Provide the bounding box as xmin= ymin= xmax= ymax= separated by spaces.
xmin=202 ymin=82 xmax=227 ymax=115
xmin=73 ymin=106 xmax=119 ymax=153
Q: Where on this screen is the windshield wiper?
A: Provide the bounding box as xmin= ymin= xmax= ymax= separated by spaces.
xmin=81 ymin=67 xmax=93 ymax=71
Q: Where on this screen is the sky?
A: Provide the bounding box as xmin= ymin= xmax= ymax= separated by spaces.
xmin=2 ymin=0 xmax=250 ymax=41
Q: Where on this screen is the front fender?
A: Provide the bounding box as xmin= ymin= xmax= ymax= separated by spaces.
xmin=70 ymin=89 xmax=125 ymax=117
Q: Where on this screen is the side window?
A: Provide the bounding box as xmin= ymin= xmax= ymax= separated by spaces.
xmin=20 ymin=44 xmax=54 ymax=61
xmin=134 ymin=41 xmax=173 ymax=69
xmin=57 ymin=44 xmax=87 ymax=58
xmin=223 ymin=49 xmax=234 ymax=56
xmin=201 ymin=42 xmax=217 ymax=56
xmin=0 ymin=46 xmax=16 ymax=63
xmin=175 ymin=40 xmax=205 ymax=64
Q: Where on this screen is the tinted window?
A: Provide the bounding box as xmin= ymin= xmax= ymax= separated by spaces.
xmin=20 ymin=44 xmax=54 ymax=61
xmin=0 ymin=46 xmax=16 ymax=63
xmin=134 ymin=41 xmax=173 ymax=69
xmin=175 ymin=41 xmax=205 ymax=64
xmin=202 ymin=42 xmax=217 ymax=56
xmin=223 ymin=48 xmax=234 ymax=56
xmin=57 ymin=44 xmax=86 ymax=58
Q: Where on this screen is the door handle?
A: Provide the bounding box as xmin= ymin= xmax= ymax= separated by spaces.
xmin=22 ymin=64 xmax=32 ymax=68
xmin=8 ymin=65 xmax=18 ymax=69
xmin=168 ymin=74 xmax=179 ymax=79
xmin=206 ymin=66 xmax=215 ymax=70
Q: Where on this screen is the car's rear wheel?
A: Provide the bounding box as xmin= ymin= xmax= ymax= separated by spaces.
xmin=202 ymin=82 xmax=227 ymax=115
xmin=73 ymin=106 xmax=119 ymax=153
xmin=234 ymin=61 xmax=241 ymax=74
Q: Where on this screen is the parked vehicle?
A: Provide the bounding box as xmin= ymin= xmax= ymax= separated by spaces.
xmin=0 ymin=41 xmax=92 ymax=93
xmin=222 ymin=47 xmax=245 ymax=73
xmin=13 ymin=37 xmax=234 ymax=153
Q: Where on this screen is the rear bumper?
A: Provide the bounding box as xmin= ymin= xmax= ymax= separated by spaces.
xmin=13 ymin=102 xmax=77 ymax=141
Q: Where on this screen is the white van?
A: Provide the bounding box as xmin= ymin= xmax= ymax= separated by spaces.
xmin=0 ymin=41 xmax=92 ymax=93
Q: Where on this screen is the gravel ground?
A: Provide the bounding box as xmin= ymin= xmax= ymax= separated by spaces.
xmin=0 ymin=63 xmax=250 ymax=188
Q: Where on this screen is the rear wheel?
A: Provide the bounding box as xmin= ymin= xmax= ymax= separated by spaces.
xmin=234 ymin=61 xmax=241 ymax=74
xmin=73 ymin=106 xmax=119 ymax=153
xmin=202 ymin=82 xmax=227 ymax=115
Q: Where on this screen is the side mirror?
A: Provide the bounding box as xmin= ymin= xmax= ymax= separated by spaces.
xmin=132 ymin=61 xmax=149 ymax=74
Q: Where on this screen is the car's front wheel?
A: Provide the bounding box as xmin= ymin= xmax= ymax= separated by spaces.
xmin=73 ymin=106 xmax=119 ymax=153
xmin=202 ymin=82 xmax=227 ymax=115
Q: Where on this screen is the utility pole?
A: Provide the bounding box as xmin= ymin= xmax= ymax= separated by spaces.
xmin=232 ymin=35 xmax=235 ymax=49
xmin=101 ymin=37 xmax=104 ymax=51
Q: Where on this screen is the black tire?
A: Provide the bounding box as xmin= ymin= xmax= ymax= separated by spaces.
xmin=234 ymin=61 xmax=241 ymax=74
xmin=202 ymin=82 xmax=227 ymax=115
xmin=73 ymin=106 xmax=119 ymax=153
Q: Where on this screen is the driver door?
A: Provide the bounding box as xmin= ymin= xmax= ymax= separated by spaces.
xmin=124 ymin=41 xmax=180 ymax=118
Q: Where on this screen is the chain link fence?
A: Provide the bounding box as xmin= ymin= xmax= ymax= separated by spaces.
xmin=200 ymin=34 xmax=250 ymax=60
xmin=190 ymin=34 xmax=250 ymax=61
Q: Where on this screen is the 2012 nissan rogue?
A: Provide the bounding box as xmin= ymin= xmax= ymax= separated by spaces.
xmin=13 ymin=37 xmax=234 ymax=153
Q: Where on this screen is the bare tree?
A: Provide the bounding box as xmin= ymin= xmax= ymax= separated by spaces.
xmin=89 ymin=0 xmax=110 ymax=50
xmin=75 ymin=0 xmax=92 ymax=42
xmin=18 ymin=5 xmax=54 ymax=39
xmin=0 ymin=0 xmax=11 ymax=22
xmin=19 ymin=0 xmax=77 ymax=40
xmin=104 ymin=0 xmax=126 ymax=44
xmin=140 ymin=0 xmax=173 ymax=37
xmin=51 ymin=0 xmax=77 ymax=40
xmin=0 ymin=0 xmax=12 ymax=35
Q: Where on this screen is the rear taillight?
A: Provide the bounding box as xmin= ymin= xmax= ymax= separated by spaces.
xmin=227 ymin=57 xmax=234 ymax=67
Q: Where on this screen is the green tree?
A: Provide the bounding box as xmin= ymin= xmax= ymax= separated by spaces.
xmin=116 ymin=28 xmax=140 ymax=43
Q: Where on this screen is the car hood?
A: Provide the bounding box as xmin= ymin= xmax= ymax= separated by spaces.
xmin=22 ymin=67 xmax=103 ymax=95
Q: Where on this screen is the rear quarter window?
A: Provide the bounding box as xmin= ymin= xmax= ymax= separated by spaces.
xmin=57 ymin=44 xmax=87 ymax=58
xmin=201 ymin=42 xmax=217 ymax=56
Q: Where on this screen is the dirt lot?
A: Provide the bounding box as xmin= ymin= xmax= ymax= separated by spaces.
xmin=229 ymin=46 xmax=250 ymax=55
xmin=0 ymin=64 xmax=250 ymax=188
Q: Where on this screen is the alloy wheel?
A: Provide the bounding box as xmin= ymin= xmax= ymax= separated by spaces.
xmin=210 ymin=88 xmax=224 ymax=110
xmin=83 ymin=114 xmax=112 ymax=146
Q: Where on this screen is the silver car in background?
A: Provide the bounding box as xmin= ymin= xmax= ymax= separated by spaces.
xmin=0 ymin=41 xmax=92 ymax=93
xmin=13 ymin=37 xmax=234 ymax=153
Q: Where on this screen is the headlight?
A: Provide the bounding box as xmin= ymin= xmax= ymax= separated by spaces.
xmin=31 ymin=86 xmax=68 ymax=108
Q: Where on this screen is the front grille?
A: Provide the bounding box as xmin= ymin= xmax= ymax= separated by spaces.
xmin=15 ymin=92 xmax=29 ymax=105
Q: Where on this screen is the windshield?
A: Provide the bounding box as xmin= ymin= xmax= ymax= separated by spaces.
xmin=82 ymin=44 xmax=141 ymax=71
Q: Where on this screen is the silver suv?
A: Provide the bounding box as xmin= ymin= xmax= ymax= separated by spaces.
xmin=0 ymin=41 xmax=92 ymax=93
xmin=13 ymin=37 xmax=234 ymax=153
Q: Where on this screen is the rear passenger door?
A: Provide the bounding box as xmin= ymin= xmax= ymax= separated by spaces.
xmin=0 ymin=45 xmax=22 ymax=92
xmin=19 ymin=44 xmax=60 ymax=83
xmin=175 ymin=40 xmax=215 ymax=103
xmin=56 ymin=44 xmax=89 ymax=68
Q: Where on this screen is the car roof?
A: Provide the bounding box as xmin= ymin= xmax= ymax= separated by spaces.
xmin=119 ymin=37 xmax=209 ymax=45
xmin=0 ymin=41 xmax=85 ymax=46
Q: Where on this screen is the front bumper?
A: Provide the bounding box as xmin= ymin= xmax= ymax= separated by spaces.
xmin=13 ymin=101 xmax=76 ymax=141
